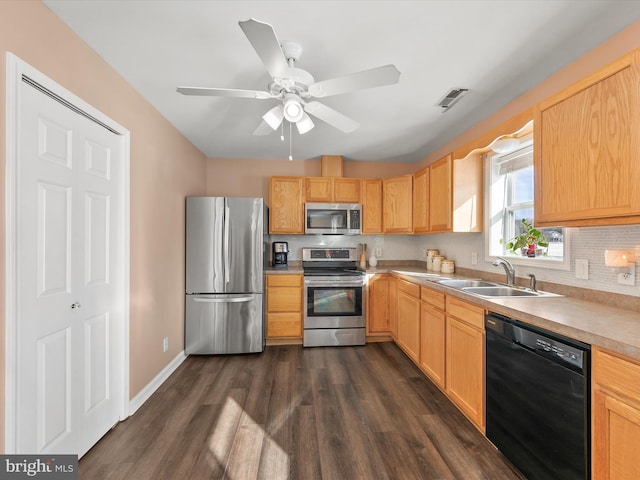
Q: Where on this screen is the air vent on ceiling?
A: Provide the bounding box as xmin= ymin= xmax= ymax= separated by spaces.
xmin=436 ymin=88 xmax=469 ymax=112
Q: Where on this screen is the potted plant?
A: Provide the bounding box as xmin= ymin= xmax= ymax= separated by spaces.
xmin=504 ymin=219 xmax=549 ymax=257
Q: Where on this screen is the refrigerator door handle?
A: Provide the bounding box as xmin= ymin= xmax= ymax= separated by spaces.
xmin=224 ymin=202 xmax=231 ymax=285
xmin=193 ymin=295 xmax=254 ymax=304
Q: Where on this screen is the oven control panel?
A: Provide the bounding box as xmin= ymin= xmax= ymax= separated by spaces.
xmin=302 ymin=247 xmax=357 ymax=262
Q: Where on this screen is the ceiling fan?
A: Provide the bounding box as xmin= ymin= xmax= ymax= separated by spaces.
xmin=177 ymin=18 xmax=401 ymax=136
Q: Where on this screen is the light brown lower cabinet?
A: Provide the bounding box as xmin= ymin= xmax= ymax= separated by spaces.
xmin=445 ymin=296 xmax=485 ymax=431
xmin=396 ymin=279 xmax=420 ymax=362
xmin=266 ymin=274 xmax=303 ymax=339
xmin=388 ymin=275 xmax=398 ymax=339
xmin=592 ymin=347 xmax=640 ymax=479
xmin=419 ymin=287 xmax=446 ymax=389
xmin=367 ymin=274 xmax=390 ymax=335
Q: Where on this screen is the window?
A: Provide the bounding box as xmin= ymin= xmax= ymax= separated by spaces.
xmin=486 ymin=135 xmax=568 ymax=269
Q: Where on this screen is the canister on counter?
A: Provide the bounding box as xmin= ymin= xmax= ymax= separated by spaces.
xmin=426 ymin=249 xmax=439 ymax=270
xmin=432 ymin=255 xmax=445 ymax=272
xmin=441 ymin=259 xmax=455 ymax=274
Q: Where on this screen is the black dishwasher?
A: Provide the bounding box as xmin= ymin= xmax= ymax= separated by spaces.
xmin=485 ymin=312 xmax=590 ymax=480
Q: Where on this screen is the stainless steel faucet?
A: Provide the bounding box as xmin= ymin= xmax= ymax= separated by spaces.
xmin=528 ymin=273 xmax=537 ymax=292
xmin=493 ymin=256 xmax=516 ymax=285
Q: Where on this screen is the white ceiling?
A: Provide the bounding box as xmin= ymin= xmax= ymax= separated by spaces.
xmin=43 ymin=1 xmax=640 ymax=163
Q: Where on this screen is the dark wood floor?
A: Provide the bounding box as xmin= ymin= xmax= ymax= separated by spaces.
xmin=79 ymin=342 xmax=525 ymax=479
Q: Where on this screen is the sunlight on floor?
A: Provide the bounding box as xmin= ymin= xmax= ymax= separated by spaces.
xmin=208 ymin=395 xmax=289 ymax=478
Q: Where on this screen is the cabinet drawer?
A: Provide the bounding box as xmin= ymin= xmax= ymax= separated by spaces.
xmin=594 ymin=348 xmax=640 ymax=406
xmin=267 ymin=287 xmax=302 ymax=312
xmin=398 ymin=278 xmax=421 ymax=298
xmin=446 ymin=296 xmax=484 ymax=329
xmin=267 ymin=274 xmax=302 ymax=287
xmin=421 ymin=287 xmax=445 ymax=310
xmin=267 ymin=313 xmax=302 ymax=338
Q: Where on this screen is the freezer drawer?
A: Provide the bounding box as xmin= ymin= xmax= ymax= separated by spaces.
xmin=185 ymin=293 xmax=264 ymax=354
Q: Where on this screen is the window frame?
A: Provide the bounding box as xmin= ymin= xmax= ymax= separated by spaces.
xmin=484 ymin=135 xmax=571 ymax=271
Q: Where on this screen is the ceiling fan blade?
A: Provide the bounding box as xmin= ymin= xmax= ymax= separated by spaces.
xmin=308 ymin=64 xmax=401 ymax=98
xmin=253 ymin=121 xmax=275 ymax=136
xmin=177 ymin=86 xmax=272 ymax=99
xmin=239 ymin=18 xmax=290 ymax=81
xmin=304 ymin=101 xmax=359 ymax=133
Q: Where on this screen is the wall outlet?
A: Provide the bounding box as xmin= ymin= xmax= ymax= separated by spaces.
xmin=375 ymin=247 xmax=382 ymax=258
xmin=617 ymin=263 xmax=636 ymax=286
xmin=575 ymin=259 xmax=589 ymax=280
xmin=163 ymin=337 xmax=169 ymax=352
xmin=471 ymin=252 xmax=478 ymax=266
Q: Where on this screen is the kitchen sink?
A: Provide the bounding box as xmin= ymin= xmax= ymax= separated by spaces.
xmin=437 ymin=279 xmax=497 ymax=288
xmin=461 ymin=286 xmax=562 ymax=298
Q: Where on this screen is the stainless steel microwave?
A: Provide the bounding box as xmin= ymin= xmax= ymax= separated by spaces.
xmin=304 ymin=203 xmax=361 ymax=235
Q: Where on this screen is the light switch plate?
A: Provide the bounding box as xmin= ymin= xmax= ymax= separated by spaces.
xmin=575 ymin=259 xmax=589 ymax=280
xmin=471 ymin=252 xmax=478 ymax=265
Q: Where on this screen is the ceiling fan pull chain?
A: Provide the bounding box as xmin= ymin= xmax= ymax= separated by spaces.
xmin=289 ymin=122 xmax=293 ymax=161
xmin=280 ymin=121 xmax=284 ymax=142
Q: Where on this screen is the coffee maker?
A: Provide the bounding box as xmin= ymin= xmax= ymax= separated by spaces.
xmin=272 ymin=241 xmax=289 ymax=268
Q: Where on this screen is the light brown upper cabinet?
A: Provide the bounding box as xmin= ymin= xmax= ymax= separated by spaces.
xmin=429 ymin=153 xmax=483 ymax=233
xmin=333 ymin=178 xmax=361 ymax=203
xmin=383 ymin=175 xmax=413 ymax=233
xmin=304 ymin=177 xmax=333 ymax=202
xmin=534 ymin=49 xmax=640 ymax=227
xmin=270 ymin=176 xmax=304 ymax=234
xmin=413 ymin=166 xmax=430 ymax=233
xmin=362 ymin=179 xmax=383 ymax=234
xmin=429 ymin=155 xmax=452 ymax=232
xmin=304 ymin=177 xmax=361 ymax=203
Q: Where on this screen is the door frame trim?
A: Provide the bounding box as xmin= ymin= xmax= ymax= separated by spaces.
xmin=4 ymin=52 xmax=131 ymax=453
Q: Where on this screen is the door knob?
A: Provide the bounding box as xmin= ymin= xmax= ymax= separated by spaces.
xmin=71 ymin=301 xmax=81 ymax=309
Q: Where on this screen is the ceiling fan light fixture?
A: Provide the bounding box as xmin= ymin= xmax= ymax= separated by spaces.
xmin=262 ymin=104 xmax=284 ymax=130
xmin=283 ymin=95 xmax=304 ymax=122
xmin=296 ymin=112 xmax=314 ymax=135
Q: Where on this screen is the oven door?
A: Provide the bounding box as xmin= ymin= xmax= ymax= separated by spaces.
xmin=303 ymin=277 xmax=365 ymax=329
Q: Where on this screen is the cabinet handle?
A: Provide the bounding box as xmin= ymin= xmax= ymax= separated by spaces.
xmin=71 ymin=302 xmax=81 ymax=309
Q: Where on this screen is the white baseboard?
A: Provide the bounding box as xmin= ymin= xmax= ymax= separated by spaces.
xmin=128 ymin=350 xmax=187 ymax=416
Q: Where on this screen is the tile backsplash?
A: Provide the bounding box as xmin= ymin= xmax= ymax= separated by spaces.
xmin=272 ymin=224 xmax=640 ymax=298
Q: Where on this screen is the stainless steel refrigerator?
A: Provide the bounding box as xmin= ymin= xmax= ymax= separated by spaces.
xmin=185 ymin=197 xmax=267 ymax=354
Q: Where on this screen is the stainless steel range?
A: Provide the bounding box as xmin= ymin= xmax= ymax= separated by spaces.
xmin=302 ymin=247 xmax=366 ymax=347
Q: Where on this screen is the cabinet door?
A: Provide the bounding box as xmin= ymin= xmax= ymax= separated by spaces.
xmin=333 ymin=178 xmax=361 ymax=203
xmin=305 ymin=177 xmax=333 ymax=202
xmin=429 ymin=155 xmax=453 ymax=232
xmin=593 ymin=347 xmax=640 ymax=479
xmin=446 ymin=316 xmax=484 ymax=429
xmin=367 ymin=274 xmax=389 ymax=335
xmin=534 ymin=50 xmax=640 ymax=227
xmin=420 ymin=302 xmax=445 ymax=389
xmin=388 ymin=275 xmax=398 ymax=339
xmin=397 ymin=287 xmax=420 ymax=363
xmin=413 ymin=167 xmax=430 ymax=233
xmin=593 ymin=390 xmax=640 ymax=480
xmin=362 ymin=179 xmax=383 ymax=234
xmin=383 ymin=175 xmax=413 ymax=233
xmin=270 ymin=177 xmax=303 ymax=234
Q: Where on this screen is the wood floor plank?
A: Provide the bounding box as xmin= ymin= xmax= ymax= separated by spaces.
xmin=79 ymin=343 xmax=524 ymax=480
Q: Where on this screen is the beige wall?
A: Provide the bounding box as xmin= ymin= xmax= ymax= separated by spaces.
xmin=0 ymin=1 xmax=207 ymax=452
xmin=205 ymin=157 xmax=415 ymax=198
